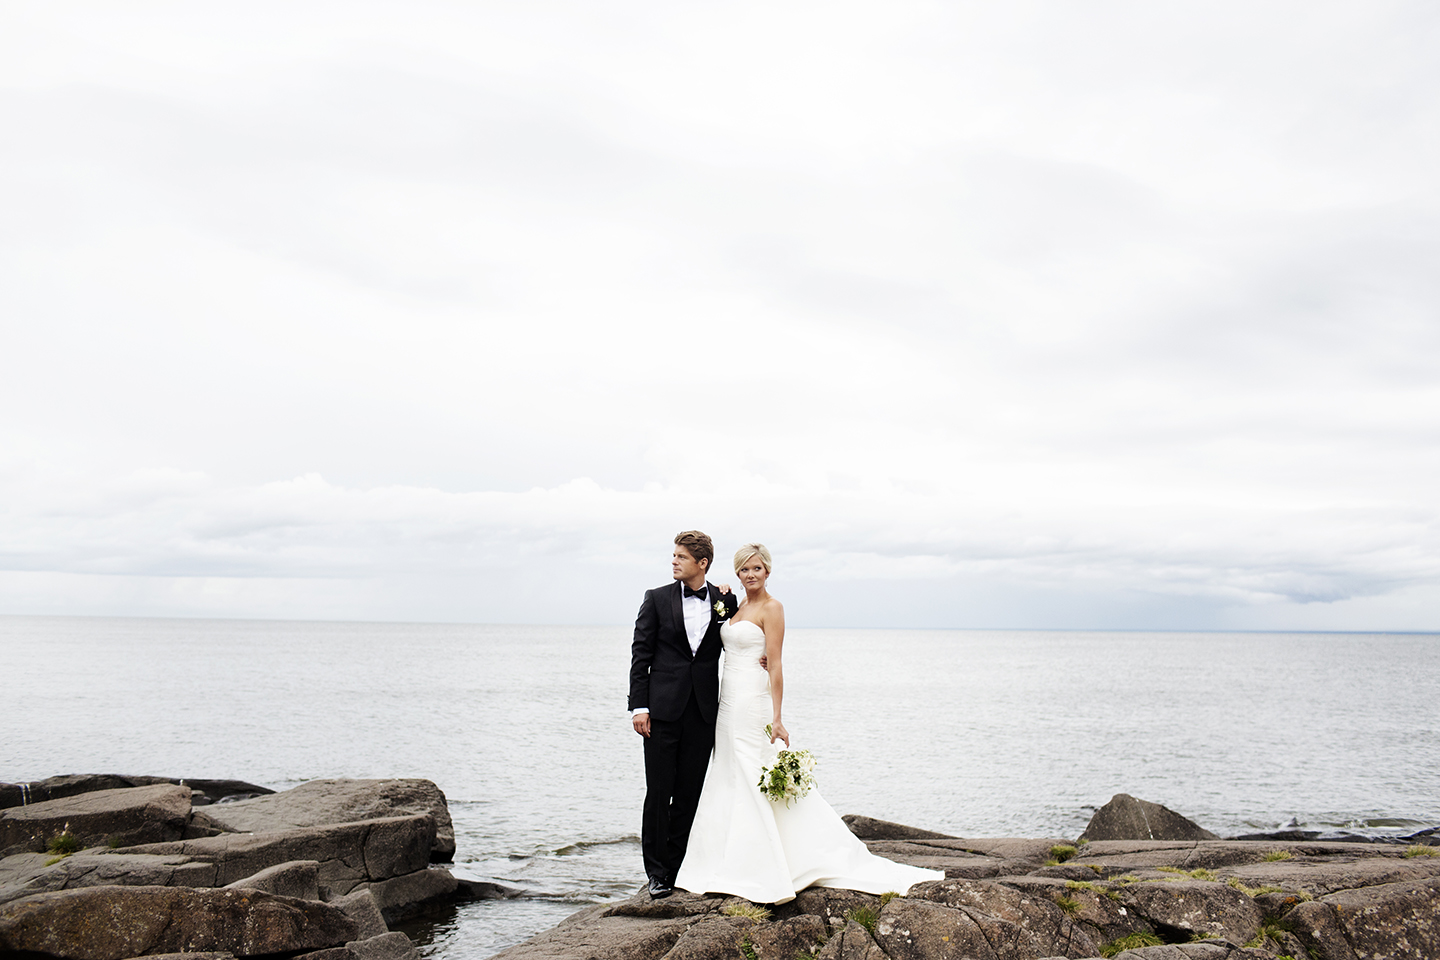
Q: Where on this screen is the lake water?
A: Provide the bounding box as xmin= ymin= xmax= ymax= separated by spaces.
xmin=2 ymin=616 xmax=1437 ymax=957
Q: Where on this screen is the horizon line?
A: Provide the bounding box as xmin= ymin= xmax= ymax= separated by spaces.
xmin=1 ymin=611 xmax=1435 ymax=636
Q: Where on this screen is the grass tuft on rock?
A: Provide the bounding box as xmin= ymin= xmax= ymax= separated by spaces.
xmin=1157 ymin=866 xmax=1216 ymax=881
xmin=739 ymin=936 xmax=759 ymax=960
xmin=721 ymin=902 xmax=772 ymax=922
xmin=1404 ymin=844 xmax=1440 ymax=858
xmin=1099 ymin=932 xmax=1164 ymax=957
xmin=1225 ymin=877 xmax=1287 ymax=897
xmin=1056 ymin=895 xmax=1081 ymax=915
xmin=845 ymin=906 xmax=879 ymax=936
xmin=46 ymin=832 xmax=80 ymax=857
xmin=1246 ymin=922 xmax=1294 ymax=950
xmin=1048 ymin=844 xmax=1079 ymax=863
xmin=879 ymin=891 xmax=900 ymax=905
xmin=1262 ymin=850 xmax=1293 ymax=862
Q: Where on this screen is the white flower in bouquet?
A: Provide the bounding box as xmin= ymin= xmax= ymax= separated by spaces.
xmin=758 ymin=725 xmax=818 ymax=805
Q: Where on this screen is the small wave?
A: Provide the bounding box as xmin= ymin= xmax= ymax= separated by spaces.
xmin=486 ymin=836 xmax=640 ymax=861
xmin=1342 ymin=817 xmax=1432 ymax=829
xmin=552 ymin=835 xmax=641 ymax=856
xmin=521 ymin=887 xmax=632 ymax=904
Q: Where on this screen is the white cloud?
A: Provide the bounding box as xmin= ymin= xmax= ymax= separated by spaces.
xmin=0 ymin=1 xmax=1437 ymax=628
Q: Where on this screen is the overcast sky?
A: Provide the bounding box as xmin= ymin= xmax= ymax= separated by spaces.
xmin=2 ymin=2 xmax=1437 ymax=630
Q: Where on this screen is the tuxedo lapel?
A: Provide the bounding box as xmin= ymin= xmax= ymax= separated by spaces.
xmin=697 ymin=581 xmax=724 ymax=657
xmin=669 ymin=581 xmax=690 ymax=659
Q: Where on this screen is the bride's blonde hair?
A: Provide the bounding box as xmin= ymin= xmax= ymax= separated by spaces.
xmin=733 ymin=543 xmax=773 ymax=574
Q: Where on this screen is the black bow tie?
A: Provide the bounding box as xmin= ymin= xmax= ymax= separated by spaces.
xmin=684 ymin=585 xmax=708 ymax=601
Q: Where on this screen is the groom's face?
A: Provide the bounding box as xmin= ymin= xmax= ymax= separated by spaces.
xmin=672 ymin=546 xmax=708 ymax=581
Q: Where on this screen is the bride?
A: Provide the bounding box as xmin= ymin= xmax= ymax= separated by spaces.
xmin=674 ymin=543 xmax=943 ymax=904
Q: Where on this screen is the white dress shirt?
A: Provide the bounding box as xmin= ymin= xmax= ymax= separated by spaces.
xmin=632 ymin=583 xmax=711 ymax=717
xmin=680 ymin=584 xmax=711 ymax=655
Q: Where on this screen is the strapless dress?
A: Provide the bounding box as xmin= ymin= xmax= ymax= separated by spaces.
xmin=674 ymin=619 xmax=943 ymax=904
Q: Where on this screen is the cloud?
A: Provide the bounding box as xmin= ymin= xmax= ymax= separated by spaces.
xmin=0 ymin=1 xmax=1437 ymax=628
xmin=1 ymin=459 xmax=1434 ymax=627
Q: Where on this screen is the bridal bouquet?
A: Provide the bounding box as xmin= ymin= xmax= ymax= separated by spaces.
xmin=758 ymin=727 xmax=818 ymax=805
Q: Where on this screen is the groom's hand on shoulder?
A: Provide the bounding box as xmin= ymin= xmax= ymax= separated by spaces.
xmin=633 ymin=712 xmax=651 ymax=738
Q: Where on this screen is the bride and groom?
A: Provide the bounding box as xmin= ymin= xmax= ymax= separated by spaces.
xmin=628 ymin=530 xmax=941 ymax=904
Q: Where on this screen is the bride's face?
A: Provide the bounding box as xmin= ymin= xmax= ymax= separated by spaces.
xmin=737 ymin=556 xmax=769 ymax=591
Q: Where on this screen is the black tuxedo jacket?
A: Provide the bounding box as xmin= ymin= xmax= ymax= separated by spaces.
xmin=628 ymin=580 xmax=736 ymax=724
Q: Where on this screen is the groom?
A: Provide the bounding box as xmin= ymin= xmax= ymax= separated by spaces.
xmin=629 ymin=530 xmax=735 ymax=898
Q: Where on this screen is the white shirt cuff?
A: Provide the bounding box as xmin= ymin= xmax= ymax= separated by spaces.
xmin=631 ymin=707 xmax=649 ymax=716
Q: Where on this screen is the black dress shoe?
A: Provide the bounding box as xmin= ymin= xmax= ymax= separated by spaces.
xmin=648 ymin=876 xmax=674 ymax=898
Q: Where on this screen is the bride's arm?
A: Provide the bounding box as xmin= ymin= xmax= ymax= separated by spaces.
xmin=763 ymin=601 xmax=789 ymax=746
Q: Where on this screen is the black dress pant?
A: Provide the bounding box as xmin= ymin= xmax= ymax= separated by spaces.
xmin=641 ymin=688 xmax=715 ymax=882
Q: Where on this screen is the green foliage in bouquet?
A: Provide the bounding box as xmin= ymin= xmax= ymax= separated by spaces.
xmin=758 ymin=725 xmax=818 ymax=805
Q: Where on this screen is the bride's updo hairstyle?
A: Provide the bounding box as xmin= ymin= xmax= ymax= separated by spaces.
xmin=733 ymin=543 xmax=773 ymax=574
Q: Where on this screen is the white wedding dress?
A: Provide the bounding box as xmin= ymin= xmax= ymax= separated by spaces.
xmin=674 ymin=619 xmax=943 ymax=904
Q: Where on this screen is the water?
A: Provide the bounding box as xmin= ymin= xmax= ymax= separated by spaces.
xmin=2 ymin=616 xmax=1437 ymax=957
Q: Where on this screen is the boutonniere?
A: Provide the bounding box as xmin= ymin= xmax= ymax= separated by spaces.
xmin=714 ymin=598 xmax=729 ymax=617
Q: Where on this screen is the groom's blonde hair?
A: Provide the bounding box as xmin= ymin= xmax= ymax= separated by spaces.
xmin=733 ymin=543 xmax=772 ymax=574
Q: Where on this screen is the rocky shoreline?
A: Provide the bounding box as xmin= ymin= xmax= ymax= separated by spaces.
xmin=3 ymin=779 xmax=1438 ymax=960
xmin=0 ymin=774 xmax=512 ymax=960
xmin=494 ymin=795 xmax=1440 ymax=960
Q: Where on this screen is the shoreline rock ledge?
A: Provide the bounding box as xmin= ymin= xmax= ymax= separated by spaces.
xmin=494 ymin=802 xmax=1440 ymax=960
xmin=0 ymin=775 xmax=503 ymax=960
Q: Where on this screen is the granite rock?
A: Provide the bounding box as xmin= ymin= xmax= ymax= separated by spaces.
xmin=0 ymin=884 xmax=356 ymax=959
xmin=1286 ymin=876 xmax=1440 ymax=960
xmin=361 ymin=866 xmax=459 ymax=922
xmin=223 ymin=859 xmax=321 ymax=900
xmin=202 ymin=779 xmax=455 ymax=863
xmin=842 ymin=815 xmax=958 ymax=842
xmin=297 ymin=931 xmax=421 ymax=960
xmin=1080 ymin=795 xmax=1219 ymax=843
xmin=1115 ymin=879 xmax=1262 ymax=944
xmin=0 ymin=775 xmax=271 ymax=810
xmin=113 ymin=814 xmax=435 ymax=897
xmin=0 ymin=851 xmax=217 ymax=905
xmin=0 ymin=783 xmax=192 ymax=856
xmin=332 ymin=887 xmax=390 ymax=939
xmin=814 ymin=919 xmax=888 ymax=960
